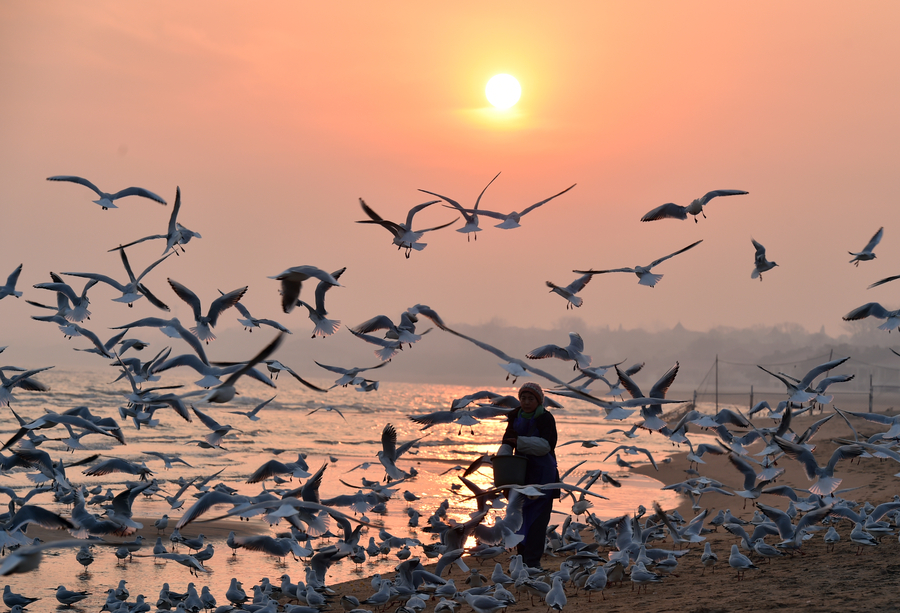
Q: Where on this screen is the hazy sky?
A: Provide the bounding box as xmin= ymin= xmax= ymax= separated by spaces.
xmin=2 ymin=2 xmax=900 ymax=368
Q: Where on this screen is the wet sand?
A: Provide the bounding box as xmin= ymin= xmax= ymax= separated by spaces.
xmin=328 ymin=410 xmax=900 ymax=613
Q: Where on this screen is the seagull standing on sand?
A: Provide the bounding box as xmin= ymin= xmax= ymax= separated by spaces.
xmin=573 ymin=240 xmax=703 ymax=288
xmin=751 ymin=238 xmax=778 ymax=280
xmin=47 ymin=175 xmax=166 ymax=209
xmin=728 ymin=544 xmax=758 ymax=580
xmin=849 ymin=226 xmax=883 ymax=266
xmin=639 ymin=189 xmax=748 ymax=223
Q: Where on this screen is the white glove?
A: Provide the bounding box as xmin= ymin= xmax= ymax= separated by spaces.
xmin=496 ymin=444 xmax=514 ymax=456
xmin=516 ymin=436 xmax=551 ymax=456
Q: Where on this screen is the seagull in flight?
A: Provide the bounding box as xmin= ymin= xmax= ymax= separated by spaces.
xmin=453 ymin=183 xmax=576 ymax=229
xmin=757 ymin=356 xmax=850 ymax=403
xmin=268 ymin=265 xmax=341 ymax=314
xmin=110 ymin=186 xmax=201 ymax=254
xmin=419 ymin=172 xmax=501 ymax=241
xmin=639 ymin=189 xmax=748 ymax=223
xmin=849 ymin=226 xmax=883 ymax=266
xmin=0 ymin=264 xmax=23 ymax=300
xmin=356 ymin=198 xmax=457 ymax=257
xmin=546 ymin=273 xmax=592 ymax=309
xmin=751 ymin=238 xmax=778 ymax=280
xmin=167 ymin=279 xmax=247 ymax=343
xmin=843 ymin=302 xmax=900 ymax=332
xmin=574 ymin=240 xmax=703 ymax=288
xmin=296 ymin=266 xmax=345 ymax=337
xmin=47 ymin=175 xmax=167 ymax=210
xmin=63 ymin=247 xmax=173 ymax=310
xmin=527 ymin=332 xmax=591 ymax=369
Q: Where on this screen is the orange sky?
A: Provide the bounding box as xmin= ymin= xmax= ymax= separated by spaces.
xmin=2 ymin=1 xmax=900 ymax=366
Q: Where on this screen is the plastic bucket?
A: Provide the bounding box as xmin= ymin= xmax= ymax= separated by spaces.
xmin=492 ymin=455 xmax=527 ymax=487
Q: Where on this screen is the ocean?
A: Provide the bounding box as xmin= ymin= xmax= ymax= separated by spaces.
xmin=0 ymin=367 xmax=721 ymax=609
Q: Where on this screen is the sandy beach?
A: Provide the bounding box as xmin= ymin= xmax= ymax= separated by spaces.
xmin=326 ymin=409 xmax=900 ymax=613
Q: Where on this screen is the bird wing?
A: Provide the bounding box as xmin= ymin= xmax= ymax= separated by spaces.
xmin=5 ymin=264 xmax=22 ymax=289
xmin=727 ymin=453 xmax=761 ymax=491
xmin=46 ymin=175 xmax=103 ymax=196
xmin=649 ymin=362 xmax=679 ymax=399
xmin=381 ymin=424 xmax=398 ymax=461
xmin=861 ymin=226 xmax=884 ymax=252
xmin=525 ymin=344 xmax=567 ymax=360
xmin=751 ymin=238 xmax=766 ymax=258
xmin=109 ymin=186 xmax=166 ymax=204
xmin=283 ymin=365 xmax=328 ymax=392
xmin=868 ymin=275 xmax=900 ymax=289
xmin=648 ymin=240 xmax=703 ymax=269
xmin=563 ymin=273 xmax=592 ymax=294
xmin=352 ymin=315 xmax=397 ymax=335
xmin=404 ymin=200 xmax=440 ymax=228
xmin=567 ymin=332 xmax=585 ymax=352
xmin=773 ymin=436 xmax=820 ymax=480
xmin=219 ymin=332 xmax=286 ymax=389
xmin=640 ymin=202 xmax=687 ymax=222
xmin=698 ymin=189 xmax=749 ymax=205
xmin=799 ymin=357 xmax=850 ymax=388
xmin=206 ymin=286 xmax=248 ymax=326
xmin=614 ymin=365 xmax=644 ymax=398
xmin=572 ymin=267 xmax=636 ymax=275
xmin=134 ymin=251 xmax=175 ymax=284
xmin=167 ymin=279 xmax=203 ymax=321
xmin=517 ymin=183 xmax=576 ymax=217
xmin=314 ymin=267 xmax=346 ymax=315
xmin=843 ymin=302 xmax=890 ymax=320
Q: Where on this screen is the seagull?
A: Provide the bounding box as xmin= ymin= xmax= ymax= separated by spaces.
xmin=419 ymin=171 xmax=501 ymax=241
xmin=32 ymin=278 xmax=97 ymax=322
xmin=452 ymin=183 xmax=576 ymax=230
xmin=229 ymin=294 xmax=291 ymax=335
xmin=546 ymin=273 xmax=592 ymax=309
xmin=640 ymin=189 xmax=748 ymax=223
xmin=2 ymin=585 xmax=39 ymax=608
xmin=603 ymin=446 xmax=658 ymax=470
xmin=727 ymin=544 xmax=758 ymax=580
xmin=0 ymin=264 xmax=23 ymax=300
xmin=843 ymin=302 xmax=900 ymax=332
xmin=314 ymin=360 xmax=391 ymax=388
xmin=47 ymin=175 xmax=166 ymax=209
xmin=751 ymin=238 xmax=778 ymax=280
xmin=356 ymin=198 xmax=457 ymax=257
xmin=573 ymin=240 xmax=703 ymax=288
xmin=849 ymin=226 xmax=883 ymax=266
xmin=268 ymin=265 xmax=341 ymax=314
xmin=700 ymin=542 xmax=718 ymax=575
xmin=110 ymin=317 xmax=209 ymax=364
xmin=296 ymin=266 xmax=346 ymax=337
xmin=773 ymin=436 xmax=864 ymax=495
xmin=111 ymin=186 xmax=201 ymax=254
xmin=757 ymin=356 xmax=850 ymax=403
xmin=378 ymin=423 xmax=423 ymax=482
xmin=228 ymin=395 xmax=276 ymax=421
xmin=55 ymin=585 xmax=91 ymax=606
xmin=63 ymin=246 xmax=173 ymax=309
xmin=526 ymin=332 xmax=592 ymax=369
xmin=0 ymin=540 xmax=109 ymax=576
xmin=614 ymin=361 xmax=679 ymax=431
xmin=167 ymin=279 xmax=247 ymax=343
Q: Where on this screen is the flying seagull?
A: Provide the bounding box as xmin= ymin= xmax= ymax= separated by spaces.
xmin=751 ymin=238 xmax=778 ymax=280
xmin=849 ymin=226 xmax=883 ymax=266
xmin=452 ymin=183 xmax=576 ymax=230
xmin=640 ymin=189 xmax=748 ymax=223
xmin=356 ymin=198 xmax=457 ymax=257
xmin=419 ymin=171 xmax=501 ymax=241
xmin=47 ymin=175 xmax=166 ymax=210
xmin=574 ymin=240 xmax=703 ymax=288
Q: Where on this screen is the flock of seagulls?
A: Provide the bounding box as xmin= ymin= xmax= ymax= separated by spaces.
xmin=0 ymin=173 xmax=896 ymax=613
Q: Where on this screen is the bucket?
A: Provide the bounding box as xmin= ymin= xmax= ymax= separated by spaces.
xmin=492 ymin=455 xmax=527 ymax=487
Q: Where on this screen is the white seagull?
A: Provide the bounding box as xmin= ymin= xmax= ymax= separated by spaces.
xmin=843 ymin=302 xmax=900 ymax=332
xmin=111 ymin=186 xmax=201 ymax=254
xmin=268 ymin=265 xmax=341 ymax=314
xmin=546 ymin=273 xmax=592 ymax=309
xmin=168 ymin=279 xmax=247 ymax=343
xmin=453 ymin=183 xmax=576 ymax=230
xmin=526 ymin=332 xmax=591 ymax=369
xmin=751 ymin=238 xmax=778 ymax=280
xmin=0 ymin=264 xmax=23 ymax=300
xmin=573 ymin=240 xmax=703 ymax=288
xmin=849 ymin=226 xmax=883 ymax=266
xmin=356 ymin=198 xmax=457 ymax=257
xmin=640 ymin=189 xmax=748 ymax=223
xmin=47 ymin=175 xmax=167 ymax=209
xmin=419 ymin=172 xmax=501 ymax=241
xmin=64 ymin=247 xmax=174 ymax=310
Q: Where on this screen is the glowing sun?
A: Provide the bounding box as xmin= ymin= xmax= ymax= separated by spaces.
xmin=485 ymin=74 xmax=521 ymax=110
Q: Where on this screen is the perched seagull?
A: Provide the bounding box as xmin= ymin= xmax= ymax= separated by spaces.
xmin=843 ymin=302 xmax=900 ymax=332
xmin=546 ymin=273 xmax=592 ymax=309
xmin=47 ymin=175 xmax=166 ymax=209
xmin=640 ymin=189 xmax=748 ymax=223
xmin=356 ymin=198 xmax=457 ymax=257
xmin=573 ymin=240 xmax=703 ymax=288
xmin=268 ymin=265 xmax=341 ymax=314
xmin=111 ymin=186 xmax=201 ymax=254
xmin=419 ymin=171 xmax=501 ymax=241
xmin=296 ymin=267 xmax=346 ymax=337
xmin=849 ymin=226 xmax=883 ymax=266
xmin=167 ymin=279 xmax=247 ymax=343
xmin=0 ymin=264 xmax=23 ymax=300
xmin=63 ymin=247 xmax=173 ymax=310
xmin=453 ymin=183 xmax=576 ymax=230
xmin=527 ymin=332 xmax=591 ymax=369
xmin=750 ymin=238 xmax=778 ymax=280
xmin=728 ymin=544 xmax=758 ymax=580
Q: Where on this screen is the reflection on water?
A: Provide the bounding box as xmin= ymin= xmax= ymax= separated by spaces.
xmin=1 ymin=371 xmax=720 ymax=609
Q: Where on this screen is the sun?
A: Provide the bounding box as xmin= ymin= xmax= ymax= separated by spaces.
xmin=485 ymin=74 xmax=521 ymax=110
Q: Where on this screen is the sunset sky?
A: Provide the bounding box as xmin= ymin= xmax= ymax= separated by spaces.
xmin=2 ymin=2 xmax=900 ymax=369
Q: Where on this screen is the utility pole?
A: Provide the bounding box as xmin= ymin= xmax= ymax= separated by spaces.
xmin=869 ymin=374 xmax=874 ymax=413
xmin=715 ymin=354 xmax=719 ymax=415
xmin=749 ymin=385 xmax=754 ymax=412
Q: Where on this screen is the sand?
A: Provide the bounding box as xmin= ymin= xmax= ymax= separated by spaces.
xmin=328 ymin=409 xmax=900 ymax=613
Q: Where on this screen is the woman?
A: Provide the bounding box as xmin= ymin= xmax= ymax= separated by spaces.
xmin=497 ymin=381 xmax=559 ymax=569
